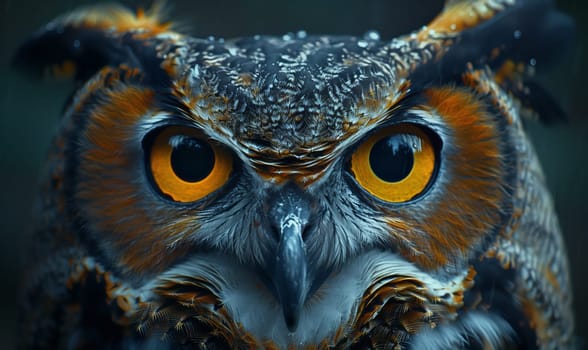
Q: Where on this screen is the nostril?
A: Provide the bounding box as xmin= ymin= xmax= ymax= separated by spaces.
xmin=301 ymin=223 xmax=313 ymax=241
xmin=269 ymin=223 xmax=281 ymax=242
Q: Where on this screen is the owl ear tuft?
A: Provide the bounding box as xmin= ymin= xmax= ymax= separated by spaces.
xmin=420 ymin=0 xmax=575 ymax=75
xmin=412 ymin=0 xmax=575 ymax=125
xmin=12 ymin=2 xmax=173 ymax=82
xmin=467 ymin=1 xmax=571 ymax=69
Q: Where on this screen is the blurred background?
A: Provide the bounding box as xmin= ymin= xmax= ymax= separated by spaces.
xmin=0 ymin=0 xmax=586 ymax=347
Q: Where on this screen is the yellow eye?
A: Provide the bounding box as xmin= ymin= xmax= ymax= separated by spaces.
xmin=149 ymin=126 xmax=233 ymax=203
xmin=350 ymin=124 xmax=436 ymax=203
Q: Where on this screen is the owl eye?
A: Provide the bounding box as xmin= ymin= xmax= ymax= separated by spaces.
xmin=350 ymin=124 xmax=437 ymax=203
xmin=148 ymin=126 xmax=233 ymax=202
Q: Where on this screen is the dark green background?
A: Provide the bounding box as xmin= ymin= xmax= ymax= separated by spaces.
xmin=1 ymin=0 xmax=586 ymax=347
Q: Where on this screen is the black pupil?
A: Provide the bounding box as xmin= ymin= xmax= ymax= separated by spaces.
xmin=170 ymin=136 xmax=215 ymax=182
xmin=369 ymin=134 xmax=415 ymax=182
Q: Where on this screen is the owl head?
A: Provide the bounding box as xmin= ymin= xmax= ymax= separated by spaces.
xmin=15 ymin=0 xmax=574 ymax=347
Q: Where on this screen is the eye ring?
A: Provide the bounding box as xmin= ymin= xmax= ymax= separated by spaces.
xmin=349 ymin=124 xmax=437 ymax=203
xmin=148 ymin=126 xmax=233 ymax=203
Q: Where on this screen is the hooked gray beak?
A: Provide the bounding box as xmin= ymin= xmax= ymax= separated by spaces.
xmin=273 ymin=213 xmax=308 ymax=332
xmin=267 ymin=184 xmax=311 ymax=332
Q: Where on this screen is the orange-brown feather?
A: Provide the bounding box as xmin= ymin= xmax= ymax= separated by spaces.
xmin=76 ymin=79 xmax=196 ymax=274
xmin=417 ymin=1 xmax=509 ymax=42
xmin=384 ymin=87 xmax=506 ymax=270
xmin=57 ymin=2 xmax=173 ymax=38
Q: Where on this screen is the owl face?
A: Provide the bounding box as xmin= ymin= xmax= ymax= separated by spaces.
xmin=69 ymin=33 xmax=512 ymax=326
xmin=16 ymin=1 xmax=575 ymax=348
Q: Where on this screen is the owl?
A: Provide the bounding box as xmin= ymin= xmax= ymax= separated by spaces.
xmin=14 ymin=0 xmax=576 ymax=349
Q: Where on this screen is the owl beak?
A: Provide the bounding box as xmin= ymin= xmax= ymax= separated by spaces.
xmin=272 ymin=212 xmax=308 ymax=332
xmin=267 ymin=184 xmax=311 ymax=333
